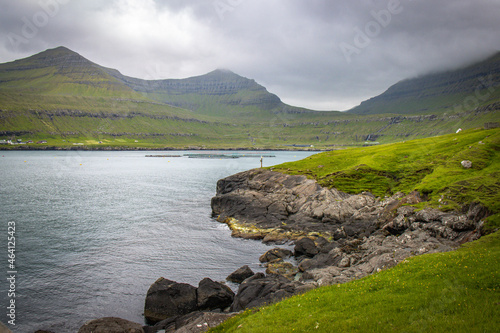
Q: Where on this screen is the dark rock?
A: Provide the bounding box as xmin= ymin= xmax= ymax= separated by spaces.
xmin=298 ymin=253 xmax=342 ymax=272
xmin=265 ymin=259 xmax=298 ymax=279
xmin=211 ymin=168 xmax=488 ymax=291
xmin=415 ymin=208 xmax=444 ymax=222
xmin=383 ymin=214 xmax=410 ymax=235
xmin=226 ymin=265 xmax=254 ymax=284
xmin=78 ymin=317 xmax=144 ymax=333
xmin=144 ymin=278 xmax=198 ymax=324
xmin=144 ymin=317 xmax=177 ymax=333
xmin=197 ymin=278 xmax=235 ymax=311
xmin=294 ymin=237 xmax=318 ymax=257
xmin=230 ymin=273 xmax=305 ymax=312
xmin=466 ymin=202 xmax=489 ymax=222
xmin=450 ymin=216 xmax=476 ymax=231
xmin=259 ymin=248 xmax=293 ymax=262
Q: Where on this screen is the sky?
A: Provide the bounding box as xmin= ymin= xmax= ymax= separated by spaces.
xmin=0 ymin=0 xmax=499 ymax=111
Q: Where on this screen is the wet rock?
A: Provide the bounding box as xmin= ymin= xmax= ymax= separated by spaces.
xmin=78 ymin=317 xmax=144 ymax=333
xmin=265 ymin=259 xmax=298 ymax=279
xmin=226 ymin=265 xmax=254 ymax=284
xmin=294 ymin=237 xmax=318 ymax=257
xmin=259 ymin=248 xmax=293 ymax=262
xmin=144 ymin=278 xmax=198 ymax=324
xmin=197 ymin=278 xmax=234 ymax=311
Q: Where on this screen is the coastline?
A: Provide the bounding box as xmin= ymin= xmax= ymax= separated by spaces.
xmin=0 ymin=145 xmax=324 ymax=152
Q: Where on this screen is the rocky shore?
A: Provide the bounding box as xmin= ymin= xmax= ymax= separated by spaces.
xmin=70 ymin=168 xmax=487 ymax=333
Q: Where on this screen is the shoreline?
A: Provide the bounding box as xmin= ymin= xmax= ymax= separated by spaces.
xmin=0 ymin=146 xmax=325 ymax=152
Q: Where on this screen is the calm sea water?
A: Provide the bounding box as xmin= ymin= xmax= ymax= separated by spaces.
xmin=0 ymin=150 xmax=315 ymax=332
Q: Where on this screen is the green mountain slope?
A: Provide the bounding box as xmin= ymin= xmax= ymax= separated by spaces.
xmin=0 ymin=46 xmax=143 ymax=97
xmin=348 ymin=51 xmax=500 ymax=115
xmin=0 ymin=47 xmax=498 ymax=149
xmin=104 ymin=68 xmax=293 ymax=119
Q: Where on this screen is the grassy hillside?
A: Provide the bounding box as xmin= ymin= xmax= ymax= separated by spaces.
xmin=272 ymin=128 xmax=500 ymax=230
xmin=211 ymin=230 xmax=500 ymax=332
xmin=211 ymin=129 xmax=499 ymax=332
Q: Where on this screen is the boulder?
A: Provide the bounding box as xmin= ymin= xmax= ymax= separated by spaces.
xmin=461 ymin=160 xmax=472 ymax=169
xmin=226 ymin=265 xmax=255 ymax=283
xmin=265 ymin=259 xmax=298 ymax=279
xmin=144 ymin=278 xmax=198 ymax=324
xmin=197 ymin=278 xmax=235 ymax=311
xmin=78 ymin=317 xmax=144 ymax=333
xmin=259 ymin=248 xmax=293 ymax=262
xmin=230 ymin=273 xmax=306 ymax=312
xmin=294 ymin=237 xmax=319 ymax=257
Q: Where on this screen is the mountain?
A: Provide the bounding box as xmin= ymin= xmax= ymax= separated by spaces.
xmin=348 ymin=51 xmax=500 ymax=115
xmin=104 ymin=68 xmax=286 ymax=116
xmin=0 ymin=46 xmax=498 ymax=149
xmin=0 ymin=46 xmax=140 ymax=97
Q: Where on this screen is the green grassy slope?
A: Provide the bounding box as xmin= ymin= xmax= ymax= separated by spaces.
xmin=211 ymin=129 xmax=500 ymax=332
xmin=272 ymin=128 xmax=500 ymax=229
xmin=211 ymin=230 xmax=500 ymax=332
xmin=348 ymin=51 xmax=500 ymax=115
xmin=1 ymin=47 xmax=498 ymax=149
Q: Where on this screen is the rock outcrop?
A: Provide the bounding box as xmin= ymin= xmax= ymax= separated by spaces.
xmin=211 ymin=169 xmax=484 ymax=243
xmin=226 ymin=265 xmax=255 ymax=283
xmin=137 ymin=168 xmax=487 ymax=332
xmin=144 ymin=278 xmax=199 ymax=324
xmin=144 ymin=277 xmax=235 ymax=325
xmin=230 ymin=273 xmax=313 ymax=312
xmin=196 ymin=278 xmax=235 ymax=311
xmin=211 ymin=168 xmax=485 ymax=288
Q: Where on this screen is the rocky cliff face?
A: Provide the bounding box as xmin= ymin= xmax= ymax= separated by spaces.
xmin=211 ymin=169 xmax=486 ymax=287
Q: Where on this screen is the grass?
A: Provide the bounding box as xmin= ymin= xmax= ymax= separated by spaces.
xmin=210 ymin=230 xmax=500 ymax=332
xmin=272 ymin=128 xmax=500 ymax=230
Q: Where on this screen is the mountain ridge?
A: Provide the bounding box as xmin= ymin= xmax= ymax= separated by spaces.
xmin=0 ymin=46 xmax=498 ymax=149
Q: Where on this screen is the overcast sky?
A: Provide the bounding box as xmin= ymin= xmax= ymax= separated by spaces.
xmin=0 ymin=0 xmax=499 ymax=111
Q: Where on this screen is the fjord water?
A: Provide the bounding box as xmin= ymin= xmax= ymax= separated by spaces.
xmin=0 ymin=150 xmax=315 ymax=332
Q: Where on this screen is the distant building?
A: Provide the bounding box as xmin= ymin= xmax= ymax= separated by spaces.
xmin=37 ymin=140 xmax=48 ymax=144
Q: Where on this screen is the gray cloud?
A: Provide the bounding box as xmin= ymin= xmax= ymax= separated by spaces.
xmin=0 ymin=0 xmax=499 ymax=111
